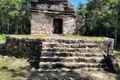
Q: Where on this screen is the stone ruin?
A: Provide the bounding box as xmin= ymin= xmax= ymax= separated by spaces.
xmin=26 ymin=0 xmax=117 ymax=73
xmin=31 ymin=0 xmax=76 ymax=34
xmin=0 ymin=35 xmax=116 ymax=72
xmin=0 ymin=0 xmax=117 ymax=77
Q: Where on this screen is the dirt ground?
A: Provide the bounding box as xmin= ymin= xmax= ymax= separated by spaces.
xmin=0 ymin=55 xmax=119 ymax=80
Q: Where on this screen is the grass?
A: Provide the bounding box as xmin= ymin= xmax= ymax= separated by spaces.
xmin=114 ymin=50 xmax=120 ymax=69
xmin=0 ymin=34 xmax=6 ymax=42
xmin=0 ymin=56 xmax=28 ymax=80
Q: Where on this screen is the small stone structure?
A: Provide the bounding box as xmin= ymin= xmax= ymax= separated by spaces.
xmin=31 ymin=0 xmax=76 ymax=34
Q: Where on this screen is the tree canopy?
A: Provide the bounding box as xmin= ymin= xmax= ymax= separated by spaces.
xmin=78 ymin=0 xmax=120 ymax=48
xmin=0 ymin=0 xmax=31 ymax=34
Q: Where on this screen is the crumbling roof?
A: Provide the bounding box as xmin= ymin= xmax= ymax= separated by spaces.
xmin=31 ymin=0 xmax=75 ymax=15
xmin=31 ymin=0 xmax=68 ymax=4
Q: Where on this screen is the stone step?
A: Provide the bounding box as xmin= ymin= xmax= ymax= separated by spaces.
xmin=43 ymin=40 xmax=100 ymax=44
xmin=39 ymin=62 xmax=103 ymax=69
xmin=41 ymin=52 xmax=104 ymax=57
xmin=42 ymin=47 xmax=100 ymax=50
xmin=40 ymin=57 xmax=104 ymax=63
xmin=43 ymin=42 xmax=99 ymax=48
xmin=42 ymin=47 xmax=102 ymax=53
xmin=37 ymin=68 xmax=103 ymax=72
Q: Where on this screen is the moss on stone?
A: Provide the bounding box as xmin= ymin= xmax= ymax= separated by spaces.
xmin=7 ymin=34 xmax=112 ymax=42
xmin=63 ymin=35 xmax=111 ymax=42
xmin=7 ymin=34 xmax=49 ymax=40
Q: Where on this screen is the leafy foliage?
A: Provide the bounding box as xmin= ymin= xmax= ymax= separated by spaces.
xmin=78 ymin=0 xmax=120 ymax=48
xmin=0 ymin=0 xmax=31 ymax=34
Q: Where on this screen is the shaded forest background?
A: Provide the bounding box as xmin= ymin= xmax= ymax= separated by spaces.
xmin=77 ymin=0 xmax=120 ymax=49
xmin=0 ymin=0 xmax=120 ymax=49
xmin=0 ymin=0 xmax=31 ymax=34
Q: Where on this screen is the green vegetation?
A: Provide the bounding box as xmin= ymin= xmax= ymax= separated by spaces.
xmin=78 ymin=0 xmax=120 ymax=48
xmin=0 ymin=0 xmax=30 ymax=34
xmin=0 ymin=56 xmax=28 ymax=80
xmin=0 ymin=34 xmax=6 ymax=42
xmin=63 ymin=35 xmax=111 ymax=41
xmin=114 ymin=50 xmax=120 ymax=69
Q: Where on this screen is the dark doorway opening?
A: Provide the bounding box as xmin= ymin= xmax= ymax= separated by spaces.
xmin=53 ymin=18 xmax=63 ymax=34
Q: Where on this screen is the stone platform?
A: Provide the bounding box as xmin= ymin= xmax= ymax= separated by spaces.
xmin=0 ymin=35 xmax=114 ymax=72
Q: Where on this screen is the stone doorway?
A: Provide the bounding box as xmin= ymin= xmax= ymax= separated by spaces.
xmin=53 ymin=18 xmax=63 ymax=34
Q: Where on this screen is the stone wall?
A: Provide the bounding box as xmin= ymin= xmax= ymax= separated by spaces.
xmin=0 ymin=36 xmax=114 ymax=71
xmin=31 ymin=12 xmax=53 ymax=34
xmin=31 ymin=12 xmax=76 ymax=34
xmin=36 ymin=4 xmax=65 ymax=11
xmin=63 ymin=15 xmax=76 ymax=34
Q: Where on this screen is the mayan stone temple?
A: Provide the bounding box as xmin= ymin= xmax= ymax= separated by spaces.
xmin=29 ymin=0 xmax=115 ymax=72
xmin=31 ymin=0 xmax=76 ymax=34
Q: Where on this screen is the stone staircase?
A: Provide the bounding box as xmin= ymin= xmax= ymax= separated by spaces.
xmin=39 ymin=39 xmax=106 ymax=71
xmin=2 ymin=36 xmax=114 ymax=72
